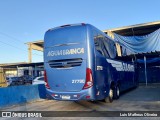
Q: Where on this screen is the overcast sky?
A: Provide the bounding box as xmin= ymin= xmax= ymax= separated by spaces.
xmin=0 ymin=0 xmax=159 ymax=63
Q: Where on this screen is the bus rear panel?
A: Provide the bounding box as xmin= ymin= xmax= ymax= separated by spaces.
xmin=44 ymin=24 xmax=96 ymax=100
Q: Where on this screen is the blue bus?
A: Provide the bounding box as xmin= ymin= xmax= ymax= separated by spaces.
xmin=44 ymin=23 xmax=138 ymax=102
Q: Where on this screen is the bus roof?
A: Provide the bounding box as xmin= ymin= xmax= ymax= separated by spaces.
xmin=46 ymin=23 xmax=87 ymax=32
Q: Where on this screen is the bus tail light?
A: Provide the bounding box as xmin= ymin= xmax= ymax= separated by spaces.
xmin=44 ymin=70 xmax=50 ymax=89
xmin=83 ymin=68 xmax=93 ymax=89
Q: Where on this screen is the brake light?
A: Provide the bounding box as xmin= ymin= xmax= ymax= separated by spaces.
xmin=44 ymin=70 xmax=50 ymax=89
xmin=83 ymin=68 xmax=93 ymax=89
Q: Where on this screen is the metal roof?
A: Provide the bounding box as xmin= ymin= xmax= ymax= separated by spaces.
xmin=26 ymin=40 xmax=43 ymax=50
xmin=117 ymin=51 xmax=160 ymax=61
xmin=0 ymin=62 xmax=44 ymax=68
xmin=103 ymin=21 xmax=160 ymax=36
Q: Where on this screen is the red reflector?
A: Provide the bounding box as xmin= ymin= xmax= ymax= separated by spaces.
xmin=77 ymin=94 xmax=80 ymax=98
xmin=44 ymin=70 xmax=50 ymax=89
xmin=86 ymin=96 xmax=90 ymax=99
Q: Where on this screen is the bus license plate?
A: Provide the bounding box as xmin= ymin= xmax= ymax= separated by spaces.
xmin=62 ymin=95 xmax=70 ymax=100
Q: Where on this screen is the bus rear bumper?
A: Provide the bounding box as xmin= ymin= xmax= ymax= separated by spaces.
xmin=46 ymin=88 xmax=95 ymax=101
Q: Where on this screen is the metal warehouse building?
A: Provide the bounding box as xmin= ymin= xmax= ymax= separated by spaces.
xmin=104 ymin=21 xmax=160 ymax=84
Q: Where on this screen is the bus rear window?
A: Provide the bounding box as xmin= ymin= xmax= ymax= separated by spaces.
xmin=45 ymin=26 xmax=87 ymax=47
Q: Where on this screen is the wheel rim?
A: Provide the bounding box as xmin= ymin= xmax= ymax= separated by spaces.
xmin=117 ymin=87 xmax=120 ymax=97
xmin=109 ymin=89 xmax=113 ymax=99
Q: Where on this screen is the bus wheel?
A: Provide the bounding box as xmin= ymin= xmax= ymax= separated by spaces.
xmin=104 ymin=88 xmax=113 ymax=103
xmin=114 ymin=85 xmax=120 ymax=99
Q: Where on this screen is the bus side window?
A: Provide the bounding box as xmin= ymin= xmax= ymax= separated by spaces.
xmin=103 ymin=37 xmax=117 ymax=58
xmin=108 ymin=39 xmax=117 ymax=58
xmin=94 ymin=33 xmax=112 ymax=58
xmin=101 ymin=36 xmax=110 ymax=58
xmin=94 ymin=35 xmax=105 ymax=56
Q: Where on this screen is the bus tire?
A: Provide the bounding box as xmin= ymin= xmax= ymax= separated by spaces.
xmin=104 ymin=88 xmax=113 ymax=103
xmin=114 ymin=85 xmax=120 ymax=99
